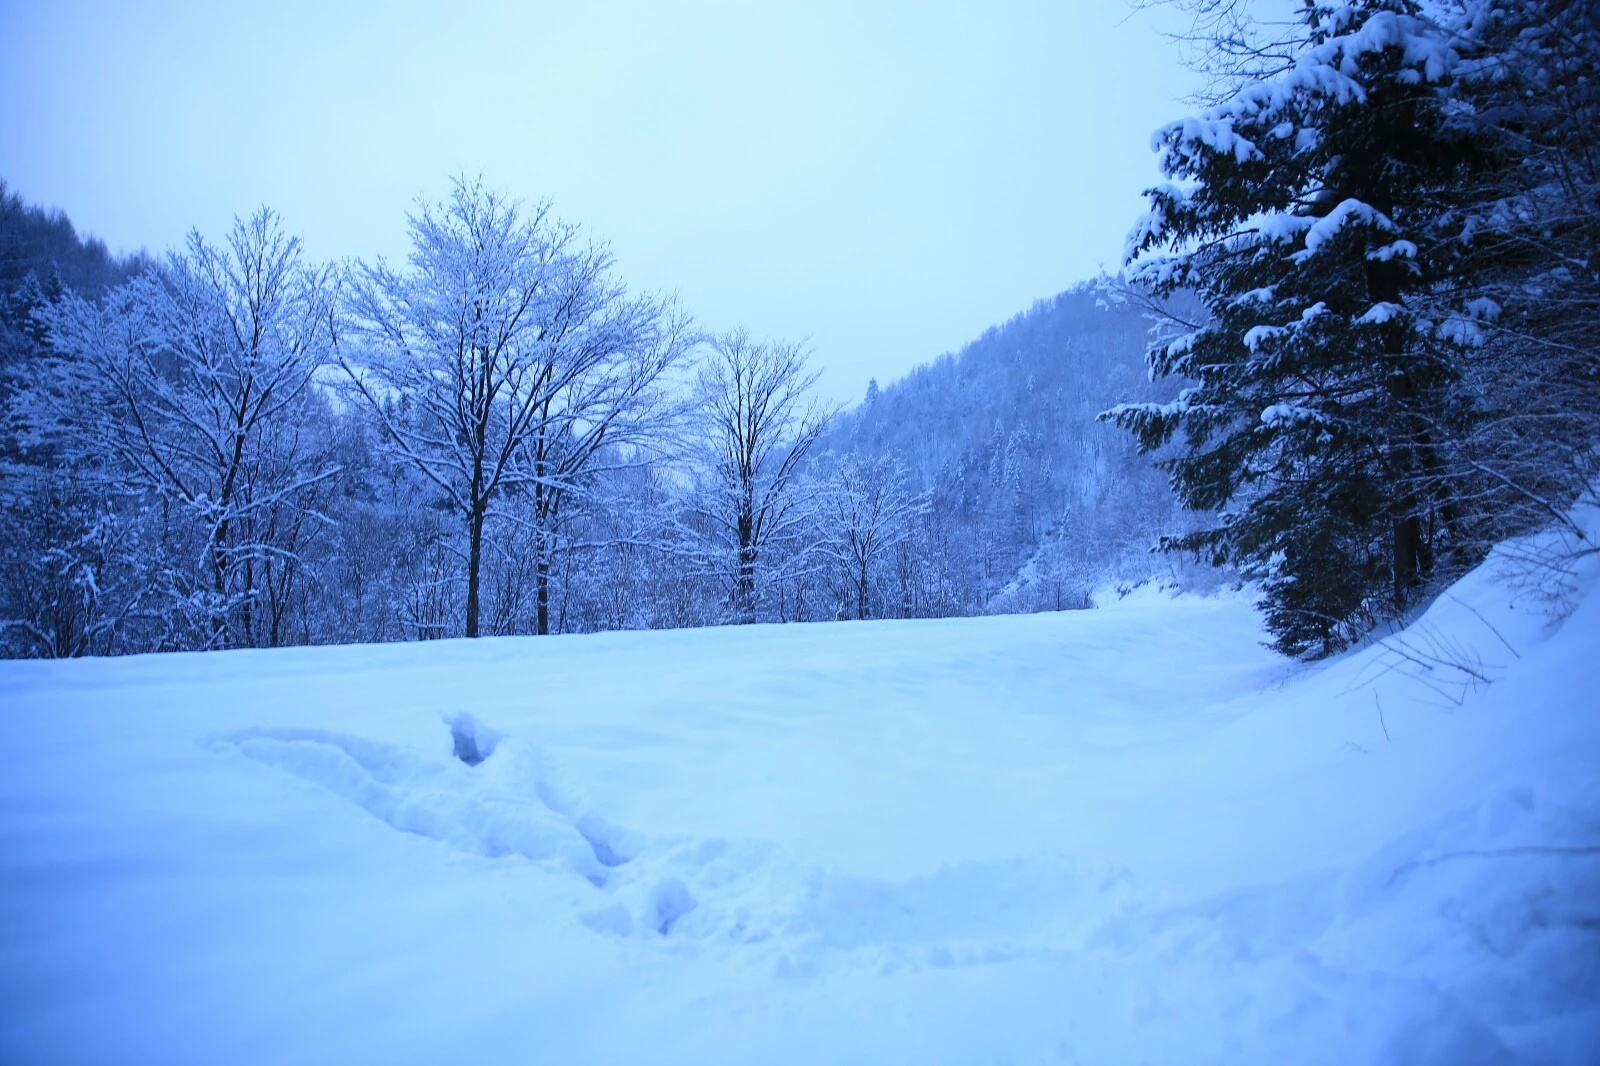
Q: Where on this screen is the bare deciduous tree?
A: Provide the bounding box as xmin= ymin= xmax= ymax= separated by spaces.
xmin=515 ymin=280 xmax=693 ymax=635
xmin=39 ymin=209 xmax=338 ymax=648
xmin=687 ymin=329 xmax=834 ymax=623
xmin=816 ymin=452 xmax=928 ymax=620
xmin=342 ymin=177 xmax=688 ymax=637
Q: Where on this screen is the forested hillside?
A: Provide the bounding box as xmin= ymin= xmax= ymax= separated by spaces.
xmin=0 ymin=181 xmax=144 ymax=435
xmin=819 ymin=285 xmax=1196 ymax=617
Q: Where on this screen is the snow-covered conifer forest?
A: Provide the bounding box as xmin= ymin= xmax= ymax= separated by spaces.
xmin=2 ymin=1 xmax=1598 ymax=1063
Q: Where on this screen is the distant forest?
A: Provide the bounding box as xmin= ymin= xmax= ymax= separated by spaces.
xmin=0 ymin=179 xmax=1187 ymax=657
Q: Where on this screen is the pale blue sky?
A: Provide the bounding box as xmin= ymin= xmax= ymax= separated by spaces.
xmin=0 ymin=0 xmax=1195 ymax=401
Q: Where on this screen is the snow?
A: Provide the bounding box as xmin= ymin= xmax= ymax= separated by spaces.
xmin=1165 ymin=117 xmax=1262 ymax=165
xmin=1243 ymin=324 xmax=1283 ymax=352
xmin=1358 ymin=300 xmax=1408 ymax=325
xmin=1255 ymin=210 xmax=1317 ymax=245
xmin=1368 ymin=239 xmax=1420 ymax=262
xmin=1467 ymin=296 xmax=1504 ymax=321
xmin=1230 ymin=285 xmax=1278 ymax=308
xmin=3 ymin=520 xmax=1599 ymax=1065
xmin=1259 ymin=403 xmax=1324 ymax=427
xmin=1440 ymin=315 xmax=1489 ymax=348
xmin=1301 ymin=198 xmax=1397 ymax=256
xmin=1138 ymin=7 xmax=1465 ymax=257
xmin=1245 ymin=303 xmax=1328 ymax=353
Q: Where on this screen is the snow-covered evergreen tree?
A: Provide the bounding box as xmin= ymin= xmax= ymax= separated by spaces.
xmin=1114 ymin=2 xmax=1513 ymax=655
xmin=1112 ymin=0 xmax=1600 ymax=656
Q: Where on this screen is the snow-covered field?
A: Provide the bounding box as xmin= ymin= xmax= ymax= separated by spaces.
xmin=3 ymin=524 xmax=1598 ymax=1066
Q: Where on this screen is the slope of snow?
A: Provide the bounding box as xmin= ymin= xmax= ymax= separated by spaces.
xmin=2 ymin=520 xmax=1597 ymax=1066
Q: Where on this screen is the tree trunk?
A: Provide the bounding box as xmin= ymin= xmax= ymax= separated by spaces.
xmin=736 ymin=502 xmax=757 ymax=624
xmin=535 ymin=546 xmax=551 ymax=636
xmin=1392 ymin=509 xmax=1421 ymax=609
xmin=1386 ymin=367 xmax=1425 ymax=611
xmin=856 ymin=561 xmax=869 ymax=620
xmin=211 ymin=539 xmax=229 ymax=649
xmin=465 ymin=502 xmax=486 ymax=638
xmin=736 ymin=544 xmax=757 ymax=624
xmin=242 ymin=555 xmax=255 ymax=648
xmin=1370 ymin=256 xmax=1425 ymax=613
